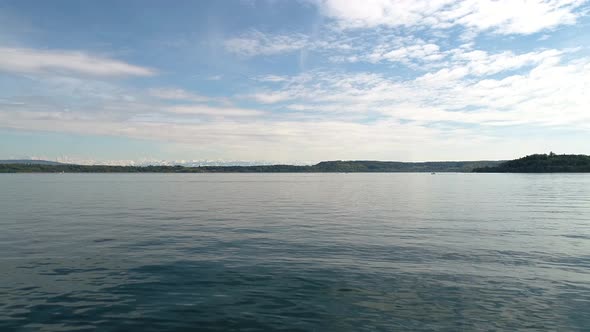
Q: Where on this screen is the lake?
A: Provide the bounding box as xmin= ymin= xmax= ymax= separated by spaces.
xmin=1 ymin=173 xmax=589 ymax=331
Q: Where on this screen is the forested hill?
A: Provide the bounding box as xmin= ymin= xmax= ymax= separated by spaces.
xmin=0 ymin=160 xmax=502 ymax=173
xmin=473 ymin=154 xmax=590 ymax=173
xmin=312 ymin=160 xmax=502 ymax=172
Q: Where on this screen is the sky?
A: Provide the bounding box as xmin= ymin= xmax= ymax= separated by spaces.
xmin=1 ymin=0 xmax=589 ymax=165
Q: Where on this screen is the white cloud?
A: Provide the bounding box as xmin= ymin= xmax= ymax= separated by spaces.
xmin=316 ymin=0 xmax=454 ymax=29
xmin=452 ymin=49 xmax=564 ymax=76
xmin=416 ymin=66 xmax=470 ymax=84
xmin=450 ymin=0 xmax=584 ymax=34
xmin=0 ymin=47 xmax=155 ymax=76
xmin=415 ymin=48 xmax=565 ymax=84
xmin=315 ymin=0 xmax=587 ymax=35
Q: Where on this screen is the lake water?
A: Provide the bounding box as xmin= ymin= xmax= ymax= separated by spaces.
xmin=1 ymin=173 xmax=589 ymax=331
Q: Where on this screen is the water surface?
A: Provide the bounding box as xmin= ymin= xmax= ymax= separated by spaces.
xmin=1 ymin=173 xmax=589 ymax=331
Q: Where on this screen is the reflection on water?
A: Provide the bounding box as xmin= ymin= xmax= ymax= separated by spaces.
xmin=1 ymin=173 xmax=589 ymax=331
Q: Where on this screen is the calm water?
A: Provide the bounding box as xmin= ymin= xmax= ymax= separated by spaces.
xmin=1 ymin=173 xmax=590 ymax=331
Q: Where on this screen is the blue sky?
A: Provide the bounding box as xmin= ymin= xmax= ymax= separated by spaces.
xmin=1 ymin=0 xmax=589 ymax=164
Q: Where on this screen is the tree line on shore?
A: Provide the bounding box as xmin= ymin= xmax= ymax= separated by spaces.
xmin=2 ymin=154 xmax=588 ymax=173
xmin=473 ymin=153 xmax=590 ymax=173
xmin=0 ymin=160 xmax=502 ymax=173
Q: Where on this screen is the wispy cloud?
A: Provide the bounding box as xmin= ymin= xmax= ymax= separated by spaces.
xmin=149 ymin=88 xmax=210 ymax=102
xmin=0 ymin=47 xmax=155 ymax=77
xmin=255 ymin=74 xmax=289 ymax=83
xmin=224 ymin=29 xmax=354 ymax=57
xmin=241 ymin=47 xmax=589 ymax=128
xmin=224 ymin=30 xmax=309 ymax=56
xmin=165 ymin=105 xmax=265 ymax=117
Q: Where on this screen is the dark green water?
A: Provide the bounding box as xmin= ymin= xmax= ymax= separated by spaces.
xmin=1 ymin=173 xmax=589 ymax=331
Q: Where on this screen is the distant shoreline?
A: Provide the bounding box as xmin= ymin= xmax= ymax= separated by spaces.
xmin=2 ymin=154 xmax=589 ymax=173
xmin=0 ymin=160 xmax=503 ymax=173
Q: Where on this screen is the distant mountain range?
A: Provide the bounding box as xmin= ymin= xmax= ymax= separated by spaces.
xmin=0 ymin=159 xmax=283 ymax=167
xmin=0 ymin=160 xmax=65 ymax=165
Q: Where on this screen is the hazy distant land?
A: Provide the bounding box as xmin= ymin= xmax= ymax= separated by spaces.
xmin=1 ymin=154 xmax=588 ymax=173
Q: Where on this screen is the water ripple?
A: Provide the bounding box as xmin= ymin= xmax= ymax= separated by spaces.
xmin=1 ymin=173 xmax=589 ymax=331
